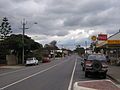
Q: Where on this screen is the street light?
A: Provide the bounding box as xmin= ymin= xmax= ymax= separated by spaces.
xmin=21 ymin=19 xmax=37 ymax=64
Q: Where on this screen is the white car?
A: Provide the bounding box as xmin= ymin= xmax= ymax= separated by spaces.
xmin=26 ymin=57 xmax=38 ymax=66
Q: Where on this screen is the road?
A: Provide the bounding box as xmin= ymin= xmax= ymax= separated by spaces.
xmin=0 ymin=55 xmax=107 ymax=90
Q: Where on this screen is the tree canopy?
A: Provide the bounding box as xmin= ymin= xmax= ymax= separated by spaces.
xmin=0 ymin=34 xmax=43 ymax=63
xmin=74 ymin=46 xmax=85 ymax=55
xmin=0 ymin=17 xmax=12 ymax=39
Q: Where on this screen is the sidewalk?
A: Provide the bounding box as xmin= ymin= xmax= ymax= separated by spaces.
xmin=107 ymin=65 xmax=120 ymax=84
xmin=0 ymin=65 xmax=25 ymax=69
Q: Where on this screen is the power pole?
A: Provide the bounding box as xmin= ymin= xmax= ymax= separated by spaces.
xmin=85 ymin=41 xmax=87 ymax=53
xmin=21 ymin=19 xmax=28 ymax=64
xmin=20 ymin=19 xmax=37 ymax=64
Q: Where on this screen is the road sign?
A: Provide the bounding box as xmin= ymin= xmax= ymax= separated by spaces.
xmin=91 ymin=36 xmax=97 ymax=41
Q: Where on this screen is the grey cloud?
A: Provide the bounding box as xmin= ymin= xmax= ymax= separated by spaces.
xmin=0 ymin=0 xmax=120 ymax=48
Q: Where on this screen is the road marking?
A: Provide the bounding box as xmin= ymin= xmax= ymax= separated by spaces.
xmin=0 ymin=60 xmax=68 ymax=90
xmin=68 ymin=58 xmax=77 ymax=90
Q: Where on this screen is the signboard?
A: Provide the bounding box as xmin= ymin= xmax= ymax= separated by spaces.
xmin=98 ymin=34 xmax=107 ymax=41
xmin=107 ymin=40 xmax=120 ymax=44
xmin=91 ymin=36 xmax=97 ymax=41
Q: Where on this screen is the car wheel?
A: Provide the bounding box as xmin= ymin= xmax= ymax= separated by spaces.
xmin=102 ymin=73 xmax=106 ymax=79
xmin=82 ymin=67 xmax=85 ymax=71
xmin=85 ymin=71 xmax=88 ymax=77
xmin=92 ymin=60 xmax=102 ymax=72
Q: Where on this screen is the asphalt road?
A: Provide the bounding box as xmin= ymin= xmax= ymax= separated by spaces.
xmin=0 ymin=55 xmax=107 ymax=90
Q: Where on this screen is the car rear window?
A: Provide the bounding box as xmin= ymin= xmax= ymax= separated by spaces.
xmin=88 ymin=55 xmax=106 ymax=61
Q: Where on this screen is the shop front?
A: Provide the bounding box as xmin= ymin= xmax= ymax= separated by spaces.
xmin=96 ymin=31 xmax=120 ymax=65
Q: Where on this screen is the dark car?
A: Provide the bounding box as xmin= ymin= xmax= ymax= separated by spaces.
xmin=42 ymin=57 xmax=51 ymax=63
xmin=81 ymin=53 xmax=90 ymax=71
xmin=84 ymin=54 xmax=108 ymax=78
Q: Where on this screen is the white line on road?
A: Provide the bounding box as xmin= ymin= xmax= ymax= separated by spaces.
xmin=0 ymin=60 xmax=68 ymax=90
xmin=68 ymin=58 xmax=77 ymax=90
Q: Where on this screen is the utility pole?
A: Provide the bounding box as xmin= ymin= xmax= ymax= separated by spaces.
xmin=21 ymin=19 xmax=37 ymax=64
xmin=21 ymin=19 xmax=28 ymax=64
xmin=85 ymin=41 xmax=87 ymax=53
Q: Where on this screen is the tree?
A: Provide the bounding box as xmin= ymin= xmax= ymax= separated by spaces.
xmin=50 ymin=40 xmax=57 ymax=47
xmin=0 ymin=17 xmax=12 ymax=39
xmin=0 ymin=34 xmax=43 ymax=64
xmin=74 ymin=47 xmax=85 ymax=55
xmin=49 ymin=40 xmax=58 ymax=50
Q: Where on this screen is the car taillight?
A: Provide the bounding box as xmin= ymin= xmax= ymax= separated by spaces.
xmin=85 ymin=60 xmax=92 ymax=66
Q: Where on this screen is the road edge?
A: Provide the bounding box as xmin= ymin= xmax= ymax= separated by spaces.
xmin=107 ymin=74 xmax=120 ymax=84
xmin=68 ymin=58 xmax=77 ymax=90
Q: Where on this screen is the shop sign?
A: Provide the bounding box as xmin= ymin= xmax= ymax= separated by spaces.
xmin=107 ymin=40 xmax=120 ymax=44
xmin=98 ymin=34 xmax=107 ymax=40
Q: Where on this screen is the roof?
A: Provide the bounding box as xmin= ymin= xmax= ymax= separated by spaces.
xmin=108 ymin=30 xmax=120 ymax=40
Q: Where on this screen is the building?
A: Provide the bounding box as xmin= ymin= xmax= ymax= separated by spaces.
xmin=96 ymin=30 xmax=120 ymax=64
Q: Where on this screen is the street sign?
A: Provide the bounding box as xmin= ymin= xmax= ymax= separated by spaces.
xmin=91 ymin=36 xmax=97 ymax=41
xmin=98 ymin=34 xmax=107 ymax=41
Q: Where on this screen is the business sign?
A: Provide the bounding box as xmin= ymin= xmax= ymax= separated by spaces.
xmin=91 ymin=36 xmax=97 ymax=41
xmin=98 ymin=34 xmax=107 ymax=41
xmin=107 ymin=40 xmax=120 ymax=44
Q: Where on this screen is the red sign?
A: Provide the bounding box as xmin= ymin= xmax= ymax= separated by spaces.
xmin=98 ymin=34 xmax=107 ymax=40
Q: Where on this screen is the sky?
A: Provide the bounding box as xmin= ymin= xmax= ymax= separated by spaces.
xmin=0 ymin=0 xmax=120 ymax=50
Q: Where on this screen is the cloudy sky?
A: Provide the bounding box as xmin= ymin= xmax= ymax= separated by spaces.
xmin=0 ymin=0 xmax=120 ymax=49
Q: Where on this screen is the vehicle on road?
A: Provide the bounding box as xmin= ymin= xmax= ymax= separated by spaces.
xmin=81 ymin=58 xmax=85 ymax=71
xmin=42 ymin=57 xmax=51 ymax=63
xmin=26 ymin=57 xmax=39 ymax=66
xmin=81 ymin=53 xmax=90 ymax=71
xmin=83 ymin=54 xmax=108 ymax=78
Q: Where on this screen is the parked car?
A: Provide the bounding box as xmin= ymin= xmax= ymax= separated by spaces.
xmin=42 ymin=57 xmax=51 ymax=63
xmin=81 ymin=58 xmax=85 ymax=71
xmin=84 ymin=54 xmax=108 ymax=78
xmin=81 ymin=53 xmax=89 ymax=71
xmin=26 ymin=57 xmax=39 ymax=66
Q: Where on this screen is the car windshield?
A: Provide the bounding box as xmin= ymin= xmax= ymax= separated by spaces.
xmin=88 ymin=54 xmax=106 ymax=61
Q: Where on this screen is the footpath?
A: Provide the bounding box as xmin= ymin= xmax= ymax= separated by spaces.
xmin=0 ymin=65 xmax=24 ymax=69
xmin=107 ymin=65 xmax=120 ymax=84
